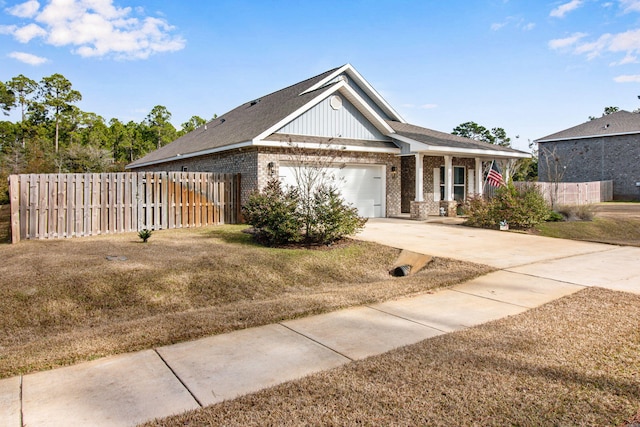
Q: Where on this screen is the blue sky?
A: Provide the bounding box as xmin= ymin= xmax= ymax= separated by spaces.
xmin=1 ymin=0 xmax=640 ymax=152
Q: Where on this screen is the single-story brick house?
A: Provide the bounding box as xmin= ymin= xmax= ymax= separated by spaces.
xmin=127 ymin=64 xmax=530 ymax=218
xmin=536 ymin=110 xmax=640 ymax=200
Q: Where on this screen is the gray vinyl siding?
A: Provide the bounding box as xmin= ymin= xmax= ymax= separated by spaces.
xmin=346 ymin=78 xmax=391 ymax=120
xmin=277 ymin=96 xmax=388 ymax=140
xmin=327 ymin=73 xmax=391 ymax=120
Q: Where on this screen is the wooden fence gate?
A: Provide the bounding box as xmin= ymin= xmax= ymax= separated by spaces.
xmin=9 ymin=172 xmax=241 ymax=243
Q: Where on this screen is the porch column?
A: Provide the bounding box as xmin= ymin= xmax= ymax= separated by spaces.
xmin=475 ymin=158 xmax=483 ymax=197
xmin=415 ymin=153 xmax=424 ymax=202
xmin=444 ymin=155 xmax=453 ymax=201
xmin=410 ymin=153 xmax=429 ymax=220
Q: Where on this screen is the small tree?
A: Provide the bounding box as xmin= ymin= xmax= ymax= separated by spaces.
xmin=283 ymin=137 xmax=349 ymax=238
xmin=242 ymin=177 xmax=366 ymax=246
xmin=538 ymin=144 xmax=577 ymax=208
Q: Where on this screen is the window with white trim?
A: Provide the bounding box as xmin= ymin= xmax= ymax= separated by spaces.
xmin=440 ymin=166 xmax=465 ymax=202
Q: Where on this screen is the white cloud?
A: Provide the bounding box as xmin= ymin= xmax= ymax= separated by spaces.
xmin=550 ymin=0 xmax=583 ymax=18
xmin=620 ymin=0 xmax=640 ymax=13
xmin=0 ymin=25 xmax=18 ymax=35
xmin=568 ymin=29 xmax=640 ymax=60
xmin=491 ymin=17 xmax=536 ymax=32
xmin=548 ymin=32 xmax=587 ymax=49
xmin=613 ymin=74 xmax=640 ymax=82
xmin=1 ymin=0 xmax=185 ymax=60
xmin=6 ymin=0 xmax=40 ymax=18
xmin=13 ymin=22 xmax=46 ymax=42
xmin=611 ymin=53 xmax=638 ymax=65
xmin=8 ymin=51 xmax=48 ymax=65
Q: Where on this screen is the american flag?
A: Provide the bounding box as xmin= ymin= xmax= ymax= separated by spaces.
xmin=487 ymin=161 xmax=504 ymax=187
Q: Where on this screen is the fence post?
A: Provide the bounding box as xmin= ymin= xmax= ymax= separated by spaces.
xmin=235 ymin=174 xmax=242 ymax=223
xmin=9 ymin=175 xmax=20 ymax=243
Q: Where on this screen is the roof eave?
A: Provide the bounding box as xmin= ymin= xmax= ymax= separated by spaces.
xmin=535 ymin=130 xmax=640 ymax=143
xmin=126 ymin=140 xmax=254 ymax=169
xmin=255 ymin=139 xmax=399 ymax=154
xmin=391 ymin=134 xmax=531 ymax=159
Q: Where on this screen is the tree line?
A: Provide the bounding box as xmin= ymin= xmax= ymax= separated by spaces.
xmin=0 ymin=73 xmax=211 ymax=202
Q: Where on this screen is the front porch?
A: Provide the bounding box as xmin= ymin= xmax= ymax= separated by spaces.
xmin=400 ymin=154 xmax=489 ymax=220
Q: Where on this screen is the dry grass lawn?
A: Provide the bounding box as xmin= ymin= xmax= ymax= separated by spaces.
xmin=0 ymin=221 xmax=491 ymax=378
xmin=145 ymin=287 xmax=640 ymax=427
xmin=534 ymin=202 xmax=640 ymax=246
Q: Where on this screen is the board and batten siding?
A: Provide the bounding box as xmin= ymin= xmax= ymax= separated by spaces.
xmin=326 ymin=73 xmax=392 ymax=120
xmin=277 ymin=95 xmax=388 ymax=141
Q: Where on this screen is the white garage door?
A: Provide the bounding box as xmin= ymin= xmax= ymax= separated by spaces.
xmin=279 ymin=164 xmax=385 ymax=218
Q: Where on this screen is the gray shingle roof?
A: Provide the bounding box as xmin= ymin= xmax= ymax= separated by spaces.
xmin=128 ymin=65 xmax=530 ymax=168
xmin=536 ymin=110 xmax=640 ymax=142
xmin=128 ymin=66 xmax=342 ymax=167
xmin=387 ymin=121 xmax=528 ymax=154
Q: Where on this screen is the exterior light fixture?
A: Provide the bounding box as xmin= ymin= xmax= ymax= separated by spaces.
xmin=391 ymin=166 xmax=397 ymax=178
xmin=267 ymin=162 xmax=275 ymax=176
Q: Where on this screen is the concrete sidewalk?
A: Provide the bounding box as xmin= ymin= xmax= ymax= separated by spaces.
xmin=2 ymin=219 xmax=639 ymax=427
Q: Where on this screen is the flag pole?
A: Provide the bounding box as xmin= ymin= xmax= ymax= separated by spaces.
xmin=483 ymin=160 xmax=494 ymax=191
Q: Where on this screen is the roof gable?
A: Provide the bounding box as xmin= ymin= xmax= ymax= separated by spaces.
xmin=536 ymin=110 xmax=640 ymax=143
xmin=300 ymin=64 xmax=405 ymax=123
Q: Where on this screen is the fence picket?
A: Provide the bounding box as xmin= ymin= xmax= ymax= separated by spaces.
xmin=8 ymin=172 xmax=239 ymax=242
xmin=513 ymin=180 xmax=614 ymax=205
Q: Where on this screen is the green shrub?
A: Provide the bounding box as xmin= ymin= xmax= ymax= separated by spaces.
xmin=462 ymin=195 xmax=494 ymax=228
xmin=242 ymin=179 xmax=302 ymax=245
xmin=138 ymin=229 xmax=152 ymax=243
xmin=308 ymin=185 xmax=367 ymax=245
xmin=242 ymin=179 xmax=366 ymax=246
xmin=464 ymin=183 xmax=551 ymax=230
xmin=547 ymin=211 xmax=565 ymax=222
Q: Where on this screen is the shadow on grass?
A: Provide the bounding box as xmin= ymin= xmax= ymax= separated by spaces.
xmin=203 ymin=225 xmax=260 ymax=246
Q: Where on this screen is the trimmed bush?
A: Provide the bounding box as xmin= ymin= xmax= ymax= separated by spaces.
xmin=463 ymin=182 xmax=551 ymax=230
xmin=309 ymin=185 xmax=367 ymax=245
xmin=241 ymin=179 xmax=302 ymax=245
xmin=242 ymin=179 xmax=366 ymax=246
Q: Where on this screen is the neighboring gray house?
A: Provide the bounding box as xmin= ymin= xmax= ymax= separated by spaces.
xmin=127 ymin=64 xmax=529 ymax=218
xmin=536 ymin=110 xmax=640 ymax=200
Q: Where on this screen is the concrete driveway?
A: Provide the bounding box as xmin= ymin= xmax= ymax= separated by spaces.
xmin=357 ymin=218 xmax=640 ymax=293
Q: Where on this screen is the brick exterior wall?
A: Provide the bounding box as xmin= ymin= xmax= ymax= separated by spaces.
xmin=538 ymin=135 xmax=640 ymax=200
xmin=402 ymin=155 xmax=477 ymax=215
xmin=130 ymin=149 xmax=259 ymax=204
xmin=130 ymin=147 xmax=402 ymax=216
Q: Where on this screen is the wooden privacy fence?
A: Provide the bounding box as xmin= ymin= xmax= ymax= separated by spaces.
xmin=9 ymin=172 xmax=241 ymax=243
xmin=513 ymin=180 xmax=613 ymax=205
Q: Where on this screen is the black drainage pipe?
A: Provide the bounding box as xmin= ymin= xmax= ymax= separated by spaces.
xmin=392 ymin=265 xmax=411 ymax=277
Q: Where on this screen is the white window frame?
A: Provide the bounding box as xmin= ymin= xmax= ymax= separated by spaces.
xmin=439 ymin=165 xmax=466 ymax=202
